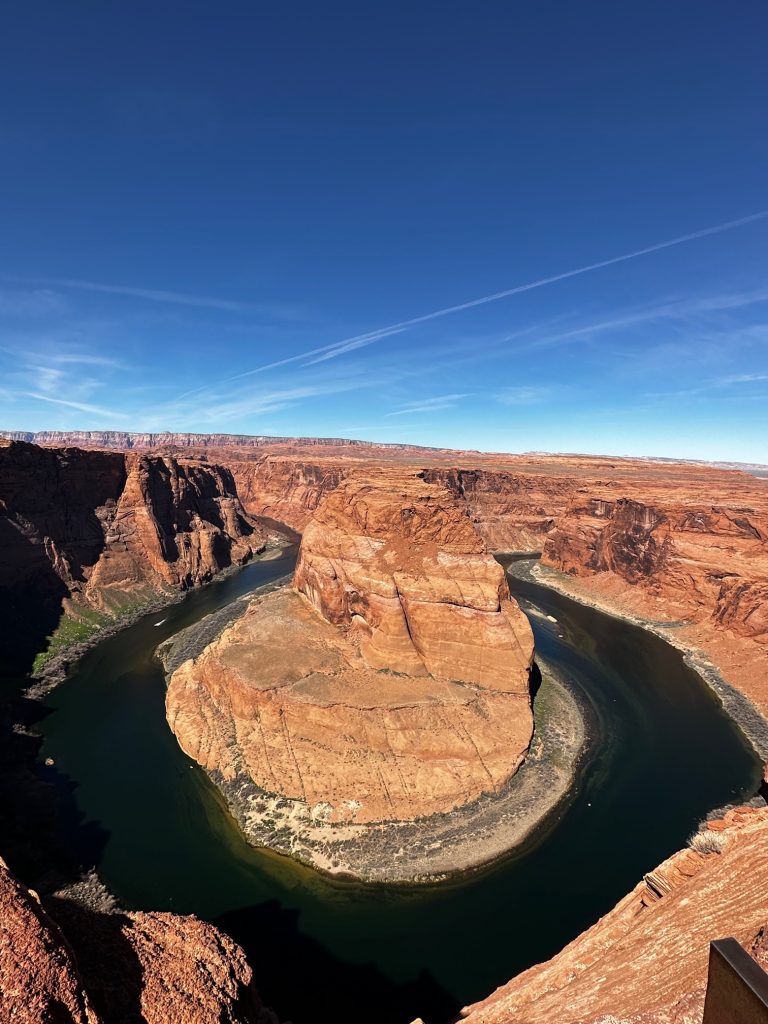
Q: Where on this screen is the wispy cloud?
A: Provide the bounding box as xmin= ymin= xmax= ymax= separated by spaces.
xmin=29 ymin=365 xmax=64 ymax=394
xmin=0 ymin=339 xmax=130 ymax=418
xmin=386 ymin=393 xmax=470 ymax=416
xmin=719 ymin=373 xmax=768 ymax=385
xmin=0 ymin=274 xmax=269 ymax=314
xmin=188 ymin=208 xmax=768 ymax=397
xmin=496 ymin=386 xmax=551 ymax=405
xmin=519 ymin=287 xmax=768 ymax=353
xmin=175 ymin=325 xmax=408 ymax=402
xmin=646 ymin=371 xmax=768 ymax=399
xmin=24 ymin=392 xmax=129 ymax=419
xmin=51 ymin=352 xmax=125 ymax=367
xmin=0 ymin=288 xmax=67 ymax=318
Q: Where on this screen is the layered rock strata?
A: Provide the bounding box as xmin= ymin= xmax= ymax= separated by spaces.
xmin=293 ymin=472 xmax=534 ymax=689
xmin=0 ymin=439 xmax=266 ymax=674
xmin=0 ymin=856 xmax=263 ymax=1024
xmin=459 ymin=806 xmax=768 ymax=1024
xmin=165 ymin=471 xmax=537 ymax=877
xmin=228 ymin=456 xmax=348 ymax=530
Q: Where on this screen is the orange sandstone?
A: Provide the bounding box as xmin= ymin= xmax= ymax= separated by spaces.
xmin=166 ymin=470 xmax=534 ymax=827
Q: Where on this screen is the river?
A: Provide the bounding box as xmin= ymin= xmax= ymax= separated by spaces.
xmin=37 ymin=548 xmax=761 ymax=1024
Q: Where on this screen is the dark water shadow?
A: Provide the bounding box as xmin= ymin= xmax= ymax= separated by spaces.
xmin=0 ymin=691 xmax=110 ymax=893
xmin=218 ymin=901 xmax=459 ymax=1024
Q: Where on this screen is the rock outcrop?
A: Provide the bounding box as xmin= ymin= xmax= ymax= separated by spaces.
xmin=0 ymin=856 xmax=97 ymax=1023
xmin=0 ymin=440 xmax=266 ymax=674
xmin=294 ymin=472 xmax=533 ymax=688
xmin=543 ymin=495 xmax=768 ymax=639
xmin=165 ymin=470 xmax=534 ymax=874
xmin=228 ymin=456 xmax=348 ymax=530
xmin=459 ymin=806 xmax=768 ymax=1024
xmin=421 ymin=466 xmax=572 ymax=552
xmin=0 ymin=856 xmax=262 ymax=1024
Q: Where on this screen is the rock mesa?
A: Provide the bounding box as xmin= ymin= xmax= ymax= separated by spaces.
xmin=166 ymin=471 xmax=534 ymax=837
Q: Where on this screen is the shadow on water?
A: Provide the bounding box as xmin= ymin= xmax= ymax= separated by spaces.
xmin=219 ymin=901 xmax=458 ymax=1024
xmin=0 ymin=690 xmax=111 ymax=891
xmin=26 ymin=548 xmax=763 ymax=1024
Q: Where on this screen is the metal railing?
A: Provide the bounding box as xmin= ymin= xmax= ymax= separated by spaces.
xmin=703 ymin=938 xmax=768 ymax=1023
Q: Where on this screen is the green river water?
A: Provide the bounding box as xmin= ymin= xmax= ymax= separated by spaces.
xmin=35 ymin=547 xmax=761 ymax=1024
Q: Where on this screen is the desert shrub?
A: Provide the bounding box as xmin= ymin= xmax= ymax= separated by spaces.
xmin=688 ymin=829 xmax=728 ymax=855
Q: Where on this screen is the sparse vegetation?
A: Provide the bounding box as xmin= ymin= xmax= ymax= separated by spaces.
xmin=688 ymin=829 xmax=728 ymax=855
xmin=32 ymin=607 xmax=110 ymax=673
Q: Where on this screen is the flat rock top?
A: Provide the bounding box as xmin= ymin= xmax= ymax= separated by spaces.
xmin=215 ymin=588 xmax=478 ymax=708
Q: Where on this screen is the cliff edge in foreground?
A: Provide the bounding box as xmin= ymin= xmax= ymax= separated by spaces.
xmin=457 ymin=806 xmax=768 ymax=1024
xmin=0 ymin=855 xmax=266 ymax=1024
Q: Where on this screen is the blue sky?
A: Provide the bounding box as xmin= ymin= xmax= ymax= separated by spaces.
xmin=1 ymin=2 xmax=766 ymax=461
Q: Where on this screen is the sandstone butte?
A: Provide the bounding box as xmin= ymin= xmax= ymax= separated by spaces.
xmin=166 ymin=469 xmax=535 ymax=828
xmin=0 ymin=855 xmax=266 ymax=1024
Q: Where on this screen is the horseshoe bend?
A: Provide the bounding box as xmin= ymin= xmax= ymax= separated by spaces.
xmin=1 ymin=432 xmax=768 ymax=1024
xmin=160 ymin=469 xmax=562 ymax=881
xmin=5 ymin=12 xmax=768 ymax=1021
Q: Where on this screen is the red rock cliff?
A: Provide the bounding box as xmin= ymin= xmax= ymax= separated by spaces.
xmin=166 ymin=470 xmax=535 ymax=834
xmin=294 ymin=470 xmax=534 ymax=689
xmin=0 ymin=440 xmax=266 ymax=674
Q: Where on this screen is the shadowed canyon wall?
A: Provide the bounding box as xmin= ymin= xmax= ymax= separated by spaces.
xmin=0 ymin=439 xmax=266 ymax=675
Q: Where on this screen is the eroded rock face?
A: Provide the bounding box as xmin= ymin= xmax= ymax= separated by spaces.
xmin=294 ymin=472 xmax=534 ymax=689
xmin=543 ymin=494 xmax=768 ymax=643
xmin=421 ymin=467 xmax=571 ymax=552
xmin=0 ymin=854 xmax=262 ymax=1024
xmin=0 ymin=440 xmax=266 ymax=673
xmin=166 ymin=471 xmax=533 ymax=835
xmin=228 ymin=456 xmax=348 ymax=530
xmin=0 ymin=857 xmax=97 ymax=1024
xmin=459 ymin=807 xmax=768 ymax=1024
xmin=48 ymin=900 xmax=262 ymax=1024
xmin=168 ymin=587 xmax=533 ymax=826
xmin=82 ymin=451 xmax=263 ymax=612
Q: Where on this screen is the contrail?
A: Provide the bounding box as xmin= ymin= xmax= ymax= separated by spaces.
xmin=0 ymin=274 xmax=256 ymax=312
xmin=376 ymin=209 xmax=768 ymax=327
xmin=178 ymin=208 xmax=768 ymax=398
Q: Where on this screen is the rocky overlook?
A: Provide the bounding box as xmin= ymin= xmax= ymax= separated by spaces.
xmin=0 ymin=856 xmax=264 ymax=1024
xmin=459 ymin=806 xmax=768 ymax=1024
